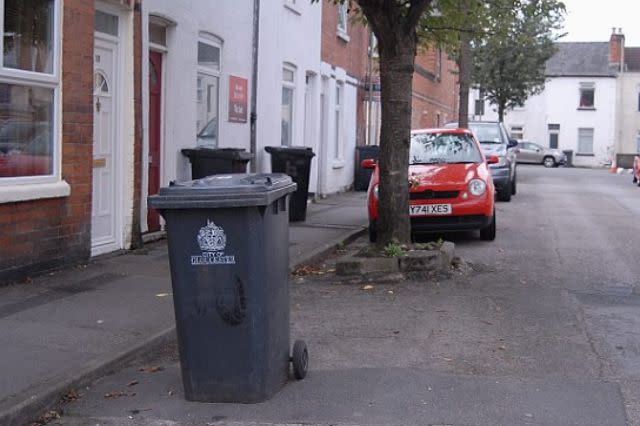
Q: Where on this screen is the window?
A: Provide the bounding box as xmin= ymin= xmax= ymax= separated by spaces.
xmin=0 ymin=0 xmax=59 ymax=183
xmin=281 ymin=64 xmax=295 ymax=146
xmin=196 ymin=35 xmax=221 ymax=147
xmin=337 ymin=3 xmax=348 ymax=37
xmin=334 ymin=82 xmax=343 ymax=159
xmin=579 ymin=83 xmax=595 ymax=109
xmin=577 ymin=128 xmax=594 ymax=154
xmin=636 ymin=131 xmax=640 ymax=153
xmin=149 ymin=22 xmax=167 ymax=48
xmin=510 ymin=126 xmax=524 ymax=141
xmin=637 ymin=91 xmax=640 ymax=112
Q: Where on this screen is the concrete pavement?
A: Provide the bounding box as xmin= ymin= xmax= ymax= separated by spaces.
xmin=0 ymin=192 xmax=368 ymax=426
xmin=52 ymin=166 xmax=640 ymax=426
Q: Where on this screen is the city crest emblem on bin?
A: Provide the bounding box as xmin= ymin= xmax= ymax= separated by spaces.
xmin=197 ymin=220 xmax=226 ymax=252
xmin=191 ymin=220 xmax=236 ymax=266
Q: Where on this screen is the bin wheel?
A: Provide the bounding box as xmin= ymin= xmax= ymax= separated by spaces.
xmin=291 ymin=340 xmax=308 ymax=380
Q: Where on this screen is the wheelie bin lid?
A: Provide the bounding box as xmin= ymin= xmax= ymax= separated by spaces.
xmin=265 ymin=146 xmax=315 ymax=158
xmin=181 ymin=147 xmax=254 ymax=161
xmin=148 ymin=173 xmax=297 ymax=209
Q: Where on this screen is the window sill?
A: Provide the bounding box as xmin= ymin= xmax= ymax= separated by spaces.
xmin=575 ymin=153 xmax=595 ymax=157
xmin=0 ymin=180 xmax=71 ymax=204
xmin=577 ymin=107 xmax=596 ymax=111
xmin=332 ymin=159 xmax=345 ymax=169
xmin=283 ymin=2 xmax=301 ymax=15
xmin=337 ymin=30 xmax=350 ymax=43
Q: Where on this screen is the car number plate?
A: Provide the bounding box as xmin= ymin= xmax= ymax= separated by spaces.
xmin=410 ymin=204 xmax=452 ymax=216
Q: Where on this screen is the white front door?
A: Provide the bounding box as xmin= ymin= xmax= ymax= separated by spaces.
xmin=92 ymin=37 xmax=121 ymax=255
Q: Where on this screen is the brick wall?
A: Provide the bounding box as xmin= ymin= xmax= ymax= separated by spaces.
xmin=412 ymin=47 xmax=459 ymax=129
xmin=0 ymin=0 xmax=94 ymax=283
xmin=130 ymin=0 xmax=143 ymax=249
xmin=321 ymin=1 xmax=370 ymax=145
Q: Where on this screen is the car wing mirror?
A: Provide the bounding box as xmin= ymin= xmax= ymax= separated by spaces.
xmin=487 ymin=155 xmax=500 ymax=165
xmin=361 ymin=159 xmax=377 ymax=169
xmin=508 ymin=139 xmax=519 ymax=148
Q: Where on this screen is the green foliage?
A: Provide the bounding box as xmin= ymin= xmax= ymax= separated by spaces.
xmin=472 ymin=0 xmax=566 ymax=120
xmin=383 ymin=242 xmax=405 ymax=258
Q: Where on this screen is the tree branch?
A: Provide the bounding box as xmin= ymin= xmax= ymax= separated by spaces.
xmin=406 ymin=0 xmax=432 ymax=32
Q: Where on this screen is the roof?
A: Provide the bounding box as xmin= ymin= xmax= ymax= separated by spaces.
xmin=545 ymin=42 xmax=617 ymax=77
xmin=625 ymin=47 xmax=640 ymax=72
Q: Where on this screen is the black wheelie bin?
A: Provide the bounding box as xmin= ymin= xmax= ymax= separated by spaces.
xmin=264 ymin=146 xmax=315 ymax=222
xmin=148 ymin=173 xmax=308 ymax=403
xmin=181 ymin=147 xmax=254 ymax=179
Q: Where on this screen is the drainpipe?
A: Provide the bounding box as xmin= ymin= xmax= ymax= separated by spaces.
xmin=249 ymin=0 xmax=260 ymax=172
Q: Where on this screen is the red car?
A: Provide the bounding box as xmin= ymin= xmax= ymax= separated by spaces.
xmin=633 ymin=156 xmax=640 ymax=187
xmin=362 ymin=128 xmax=498 ymax=242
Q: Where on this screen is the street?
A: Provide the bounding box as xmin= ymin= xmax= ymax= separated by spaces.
xmin=55 ymin=165 xmax=640 ymax=426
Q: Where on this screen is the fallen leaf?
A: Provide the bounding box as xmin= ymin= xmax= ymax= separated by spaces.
xmin=387 ymin=290 xmax=394 ymax=294
xmin=498 ymin=345 xmax=506 ymax=350
xmin=60 ymin=389 xmax=81 ymax=403
xmin=139 ymin=366 xmax=163 ymax=373
xmin=104 ymin=391 xmax=126 ymax=399
xmin=168 ymin=390 xmax=174 ymax=396
xmin=127 ymin=380 xmax=139 ymax=387
xmin=363 ymin=285 xmax=374 ymax=291
xmin=155 ymin=293 xmax=171 ymax=297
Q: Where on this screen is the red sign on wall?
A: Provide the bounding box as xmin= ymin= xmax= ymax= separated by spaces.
xmin=228 ymin=76 xmax=248 ymax=123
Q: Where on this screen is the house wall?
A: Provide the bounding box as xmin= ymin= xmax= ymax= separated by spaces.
xmin=0 ymin=0 xmax=94 ymax=282
xmin=470 ymin=77 xmax=617 ymax=167
xmin=412 ymin=48 xmax=458 ymax=128
xmin=140 ymin=0 xmax=254 ymax=231
xmin=618 ymin=72 xmax=640 ymax=154
xmin=256 ymin=1 xmax=322 ymax=193
xmin=319 ymin=2 xmax=369 ymax=195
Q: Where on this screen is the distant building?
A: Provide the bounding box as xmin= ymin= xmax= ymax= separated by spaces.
xmin=470 ymin=28 xmax=639 ymax=168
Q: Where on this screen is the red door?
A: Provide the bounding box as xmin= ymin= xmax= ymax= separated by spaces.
xmin=147 ymin=51 xmax=162 ymax=232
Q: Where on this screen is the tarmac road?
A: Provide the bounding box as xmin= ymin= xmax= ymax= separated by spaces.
xmin=55 ymin=166 xmax=640 ymax=426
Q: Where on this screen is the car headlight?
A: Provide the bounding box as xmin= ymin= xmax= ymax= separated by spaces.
xmin=468 ymin=179 xmax=486 ymax=196
xmin=489 ymin=155 xmax=507 ymax=168
xmin=373 ymin=184 xmax=379 ymax=199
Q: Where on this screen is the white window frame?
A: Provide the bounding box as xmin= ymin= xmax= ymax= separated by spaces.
xmin=334 ymin=81 xmax=344 ymax=161
xmin=578 ymin=82 xmax=595 ymax=109
xmin=196 ymin=33 xmax=222 ymax=148
xmin=337 ymin=3 xmax=349 ymax=41
xmin=281 ymin=63 xmax=296 ymax=147
xmin=510 ymin=125 xmax=524 ymax=141
xmin=0 ymin=0 xmax=63 ymax=189
xmin=577 ymin=127 xmax=594 ymax=154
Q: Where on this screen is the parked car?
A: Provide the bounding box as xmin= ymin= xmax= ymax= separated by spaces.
xmin=633 ymin=156 xmax=640 ymax=187
xmin=362 ymin=128 xmax=498 ymax=242
xmin=516 ymin=141 xmax=566 ymax=167
xmin=444 ymin=121 xmax=518 ymax=201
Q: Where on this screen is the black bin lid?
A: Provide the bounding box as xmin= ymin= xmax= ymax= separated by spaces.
xmin=148 ymin=173 xmax=296 ymax=210
xmin=265 ymin=146 xmax=315 ymax=158
xmin=181 ymin=147 xmax=254 ymax=161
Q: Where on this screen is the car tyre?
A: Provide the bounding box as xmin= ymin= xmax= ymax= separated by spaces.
xmin=497 ymin=181 xmax=512 ymax=202
xmin=543 ymin=156 xmax=556 ymax=168
xmin=480 ymin=211 xmax=496 ymax=241
xmin=634 ymin=175 xmax=638 ymax=184
xmin=511 ymin=172 xmax=517 ymax=195
xmin=291 ymin=340 xmax=308 ymax=380
xmin=369 ymin=221 xmax=377 ymax=243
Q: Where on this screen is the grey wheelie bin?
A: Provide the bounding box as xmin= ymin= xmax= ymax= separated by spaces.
xmin=148 ymin=173 xmax=308 ymax=403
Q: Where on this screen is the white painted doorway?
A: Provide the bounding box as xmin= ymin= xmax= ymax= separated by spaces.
xmin=92 ymin=14 xmax=122 ymax=256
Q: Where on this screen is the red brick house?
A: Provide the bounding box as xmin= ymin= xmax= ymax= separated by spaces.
xmin=412 ymin=47 xmax=459 ymax=129
xmin=0 ymin=0 xmax=143 ymax=283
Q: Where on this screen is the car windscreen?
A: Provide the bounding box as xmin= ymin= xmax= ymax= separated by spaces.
xmin=468 ymin=123 xmax=503 ymax=144
xmin=410 ymin=133 xmax=483 ymax=165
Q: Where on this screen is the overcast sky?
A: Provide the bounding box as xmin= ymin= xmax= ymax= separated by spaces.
xmin=559 ymin=0 xmax=640 ymax=46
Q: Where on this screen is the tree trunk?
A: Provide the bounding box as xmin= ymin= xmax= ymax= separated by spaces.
xmin=376 ymin=39 xmax=416 ymax=245
xmin=457 ymin=30 xmax=472 ymax=128
xmin=498 ymin=102 xmax=505 ymax=122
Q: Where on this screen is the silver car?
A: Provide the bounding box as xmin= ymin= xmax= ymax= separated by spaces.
xmin=516 ymin=141 xmax=566 ymax=168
